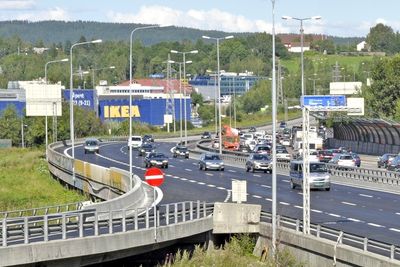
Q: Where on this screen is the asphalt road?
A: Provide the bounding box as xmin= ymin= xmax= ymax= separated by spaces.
xmin=66 ymin=140 xmax=400 ymax=247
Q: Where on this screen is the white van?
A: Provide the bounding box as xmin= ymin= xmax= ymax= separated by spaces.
xmin=289 ymin=160 xmax=330 ymax=191
xmin=128 ymin=135 xmax=142 ymax=149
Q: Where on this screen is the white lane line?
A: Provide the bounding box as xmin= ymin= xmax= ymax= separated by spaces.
xmin=359 ymin=194 xmax=373 ymax=198
xmin=390 ymin=228 xmax=400 ymax=233
xmin=224 ymin=190 xmax=232 ymax=202
xmin=217 ymin=187 xmax=226 ymax=190
xmin=265 ymin=198 xmax=272 ymax=202
xmin=368 ymin=223 xmax=384 ymax=228
xmin=253 ymin=174 xmax=261 ymax=177
xmin=279 ymin=202 xmax=290 ymax=206
xmin=185 ymin=168 xmax=192 ymax=172
xmin=261 ymin=185 xmax=271 ymax=188
xmin=180 ymin=178 xmax=188 ymax=181
xmin=206 ymin=173 xmax=214 ymax=176
xmin=252 ymin=195 xmax=262 ymax=199
xmin=207 ymin=184 xmax=216 ymax=188
xmin=328 ymin=213 xmax=341 ymax=218
xmin=173 ymin=176 xmax=180 ymax=179
xmin=228 ymin=170 xmax=236 ymax=173
xmin=396 ymin=212 xmax=400 ymax=216
xmin=341 ymin=201 xmax=356 ymax=206
xmin=294 ymin=205 xmax=303 ymax=209
xmin=169 ymin=164 xmax=175 ymax=168
xmin=189 ymin=180 xmax=196 ymax=183
xmin=311 ymin=209 xmax=322 ymax=213
xmin=198 ymin=182 xmax=205 ymax=185
xmin=165 ymin=174 xmax=173 ymax=177
xmin=297 ymin=192 xmax=303 ymax=195
xmin=282 ymin=180 xmax=290 ymax=183
xmin=348 ymin=218 xmax=361 ymax=222
xmin=192 ymin=163 xmax=197 ymax=166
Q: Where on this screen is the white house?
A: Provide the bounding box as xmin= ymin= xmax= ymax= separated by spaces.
xmin=356 ymin=41 xmax=367 ymax=51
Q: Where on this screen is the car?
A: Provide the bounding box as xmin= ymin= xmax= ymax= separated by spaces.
xmin=279 ymin=121 xmax=287 ymax=129
xmin=138 ymin=143 xmax=155 ymax=156
xmin=248 ymin=126 xmax=257 ymax=132
xmin=317 ymin=149 xmax=334 ymax=163
xmin=144 ymin=152 xmax=169 ymax=168
xmin=276 ymin=147 xmax=291 ymax=162
xmin=350 ymin=152 xmax=361 ymax=167
xmin=173 ymin=145 xmax=189 ymax=158
xmin=245 ymin=153 xmax=272 ymax=173
xmin=211 ymin=139 xmax=220 ymax=149
xmin=201 ymin=131 xmax=212 ymax=139
xmin=84 ymin=138 xmax=100 ymax=154
xmin=329 ymin=153 xmax=356 ymax=169
xmin=289 ymin=160 xmax=330 ymax=191
xmin=143 ymin=134 xmax=154 ymax=143
xmin=198 ymin=153 xmax=224 ymax=171
xmin=128 ymin=135 xmax=142 ymax=150
xmin=387 ymin=155 xmax=400 ymax=172
xmin=377 ymin=153 xmax=397 ymax=169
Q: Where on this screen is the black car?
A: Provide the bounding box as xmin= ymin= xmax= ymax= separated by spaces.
xmin=201 ymin=131 xmax=212 ymax=139
xmin=143 ymin=134 xmax=154 ymax=143
xmin=173 ymin=145 xmax=189 ymax=158
xmin=144 ymin=152 xmax=169 ymax=168
xmin=379 ymin=153 xmax=397 ymax=169
xmin=138 ymin=143 xmax=155 ymax=156
xmin=248 ymin=126 xmax=256 ymax=132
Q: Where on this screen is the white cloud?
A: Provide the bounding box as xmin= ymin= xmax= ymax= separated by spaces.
xmin=107 ymin=5 xmax=300 ymax=34
xmin=14 ymin=7 xmax=70 ymax=21
xmin=0 ymin=0 xmax=35 ymax=10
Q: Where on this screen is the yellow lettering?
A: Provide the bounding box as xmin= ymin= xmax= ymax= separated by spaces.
xmin=109 ymin=106 xmax=121 ymax=118
xmin=104 ymin=106 xmax=109 ymax=118
xmin=121 ymin=106 xmax=130 ymax=118
xmin=131 ymin=106 xmax=141 ymax=117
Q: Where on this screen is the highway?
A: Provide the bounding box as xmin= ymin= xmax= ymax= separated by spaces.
xmin=66 ymin=140 xmax=400 ymax=247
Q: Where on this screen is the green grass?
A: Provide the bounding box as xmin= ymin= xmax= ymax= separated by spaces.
xmin=0 ymin=148 xmax=87 ymax=211
xmin=163 ymin=235 xmax=304 ymax=267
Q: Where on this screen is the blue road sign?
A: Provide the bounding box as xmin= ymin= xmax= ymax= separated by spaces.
xmin=301 ymin=95 xmax=346 ymax=107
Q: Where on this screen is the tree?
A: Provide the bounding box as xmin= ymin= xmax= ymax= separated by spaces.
xmin=366 ymin=23 xmax=396 ymax=54
xmin=0 ymin=106 xmax=22 ymax=146
xmin=191 ymin=91 xmax=203 ymax=107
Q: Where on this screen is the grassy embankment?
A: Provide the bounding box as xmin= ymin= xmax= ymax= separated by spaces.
xmin=162 ymin=235 xmax=304 ymax=267
xmin=0 ymin=148 xmax=87 ymax=211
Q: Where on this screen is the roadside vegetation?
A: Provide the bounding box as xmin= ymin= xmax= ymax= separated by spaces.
xmin=0 ymin=148 xmax=87 ymax=211
xmin=162 ymin=235 xmax=304 ymax=267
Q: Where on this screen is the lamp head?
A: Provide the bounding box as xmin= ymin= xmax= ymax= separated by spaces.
xmin=190 ymin=50 xmax=199 ymax=54
xmin=91 ymin=39 xmax=102 ymax=44
xmin=109 ymin=66 xmax=116 ymax=69
xmin=312 ymin=16 xmax=322 ymax=20
xmin=224 ymin=35 xmax=234 ymax=40
xmin=282 ymin=16 xmax=292 ymax=20
xmin=170 ymin=50 xmax=178 ymax=54
xmin=185 ymin=60 xmax=193 ymax=64
xmin=202 ymin=35 xmax=211 ymax=39
xmin=61 ymin=58 xmax=69 ymax=62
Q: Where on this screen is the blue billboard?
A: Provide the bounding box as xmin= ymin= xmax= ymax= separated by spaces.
xmin=63 ymin=89 xmax=96 ymax=110
xmin=301 ymin=95 xmax=346 ymax=107
xmin=98 ymin=98 xmax=191 ymax=126
xmin=0 ymin=101 xmax=25 ymax=116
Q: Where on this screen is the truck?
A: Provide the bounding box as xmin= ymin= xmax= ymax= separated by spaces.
xmin=222 ymin=125 xmax=240 ymax=150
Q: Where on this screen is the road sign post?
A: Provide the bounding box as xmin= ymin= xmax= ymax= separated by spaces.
xmin=144 ymin=167 xmax=164 ymax=241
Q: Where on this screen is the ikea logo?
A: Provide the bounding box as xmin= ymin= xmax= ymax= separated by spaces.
xmin=104 ymin=105 xmax=141 ymax=118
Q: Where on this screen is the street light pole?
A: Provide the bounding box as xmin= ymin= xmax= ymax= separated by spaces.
xmin=282 ymin=14 xmax=321 ymax=235
xmin=170 ymin=49 xmax=198 ymax=146
xmin=129 ymin=25 xmax=159 ymax=190
xmin=202 ymin=35 xmax=234 ymax=154
xmin=44 ymin=58 xmax=68 ymax=160
xmin=70 ymin=39 xmax=102 ymax=182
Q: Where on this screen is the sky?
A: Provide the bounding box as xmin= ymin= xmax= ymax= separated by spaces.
xmin=0 ymin=0 xmax=398 ymax=37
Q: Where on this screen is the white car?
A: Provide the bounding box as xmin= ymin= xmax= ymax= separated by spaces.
xmin=276 ymin=147 xmax=291 ymax=162
xmin=128 ymin=135 xmax=142 ymax=149
xmin=329 ymin=153 xmax=356 ymax=169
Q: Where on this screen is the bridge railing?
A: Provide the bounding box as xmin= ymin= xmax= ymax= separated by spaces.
xmin=0 ymin=200 xmax=212 ymax=247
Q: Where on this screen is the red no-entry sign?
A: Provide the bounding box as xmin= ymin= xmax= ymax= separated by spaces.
xmin=145 ymin=167 xmax=164 ymax=187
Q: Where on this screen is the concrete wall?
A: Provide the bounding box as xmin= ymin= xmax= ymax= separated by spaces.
xmin=254 ymin=222 xmax=400 ymax=267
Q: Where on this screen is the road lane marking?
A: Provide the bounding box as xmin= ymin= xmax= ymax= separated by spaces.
xmin=348 ymin=218 xmax=361 ymax=222
xmin=180 ymin=178 xmax=188 ymax=181
xmin=224 ymin=190 xmax=231 ymax=202
xmin=367 ymin=223 xmax=384 ymax=228
xmin=206 ymin=173 xmax=214 ymax=176
xmin=282 ymin=180 xmax=290 ymax=183
xmin=217 ymin=187 xmax=226 ymax=190
xmin=279 ymin=202 xmax=290 ymax=206
xmin=265 ymin=198 xmax=272 ymax=202
xmin=228 ymin=170 xmax=236 ymax=173
xmin=261 ymin=185 xmax=271 ymax=188
xmin=311 ymin=209 xmax=322 ymax=213
xmin=189 ymin=180 xmax=196 ymax=183
xmin=396 ymin=212 xmax=400 ymax=216
xmin=253 ymin=174 xmax=261 ymax=177
xmin=294 ymin=205 xmax=303 ymax=209
xmin=198 ymin=182 xmax=205 ymax=185
xmin=192 ymin=163 xmax=197 ymax=166
xmin=185 ymin=168 xmax=192 ymax=172
xmin=252 ymin=195 xmax=262 ymax=199
xmin=359 ymin=194 xmax=373 ymax=198
xmin=173 ymin=176 xmax=180 ymax=179
xmin=169 ymin=164 xmax=175 ymax=167
xmin=328 ymin=213 xmax=341 ymax=218
xmin=207 ymin=184 xmax=216 ymax=188
xmin=390 ymin=228 xmax=400 ymax=233
xmin=341 ymin=201 xmax=356 ymax=206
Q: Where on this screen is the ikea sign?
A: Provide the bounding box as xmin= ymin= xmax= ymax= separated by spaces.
xmin=103 ymin=105 xmax=141 ymax=118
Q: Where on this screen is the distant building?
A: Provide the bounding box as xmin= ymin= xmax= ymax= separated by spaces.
xmin=278 ymin=34 xmax=325 ymax=53
xmin=329 ymin=82 xmax=362 ymax=95
xmin=356 ymin=41 xmax=368 ymax=52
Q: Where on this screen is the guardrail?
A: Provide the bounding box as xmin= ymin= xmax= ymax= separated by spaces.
xmin=0 ymin=201 xmax=212 ymax=247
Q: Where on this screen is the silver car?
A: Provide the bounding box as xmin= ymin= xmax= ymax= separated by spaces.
xmin=84 ymin=138 xmax=100 ymax=154
xmin=245 ymin=153 xmax=272 ymax=173
xmin=198 ymin=153 xmax=224 ymax=171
